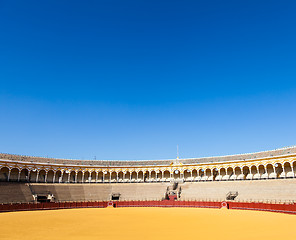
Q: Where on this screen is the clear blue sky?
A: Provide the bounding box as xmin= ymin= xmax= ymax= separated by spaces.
xmin=0 ymin=0 xmax=296 ymax=160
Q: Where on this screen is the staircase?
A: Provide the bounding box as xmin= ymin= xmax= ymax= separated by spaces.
xmin=165 ymin=182 xmax=182 ymax=200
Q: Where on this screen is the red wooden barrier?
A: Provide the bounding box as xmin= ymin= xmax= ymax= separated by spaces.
xmin=1 ymin=200 xmax=296 ymax=214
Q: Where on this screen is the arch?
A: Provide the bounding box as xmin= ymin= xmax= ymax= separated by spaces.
xmin=274 ymin=163 xmax=283 ymax=178
xmin=227 ymin=167 xmax=233 ymax=176
xmin=69 ymin=171 xmax=76 ymax=183
xmin=156 ymin=171 xmax=162 ymax=181
xmin=19 ymin=168 xmax=29 ymax=182
xmin=172 ymin=169 xmax=180 ymax=179
xmin=243 ymin=166 xmax=251 ymax=180
xmin=258 ymin=165 xmax=267 ymax=179
xmin=150 ymin=170 xmax=157 ymax=181
xmin=212 ymin=168 xmax=219 ymax=181
xmin=54 ymin=170 xmax=62 ymax=183
xmin=234 ymin=167 xmax=241 ymax=175
xmin=144 ymin=171 xmax=149 ymax=182
xmin=266 ymin=164 xmax=275 ymax=178
xmin=83 ymin=171 xmax=90 ymax=183
xmin=38 ymin=170 xmax=46 ymax=183
xmin=251 ymin=165 xmax=260 ymax=180
xmin=29 ymin=170 xmax=38 ymax=182
xmin=104 ymin=171 xmax=110 ymax=182
xmin=225 ymin=167 xmax=233 ymax=181
xmin=138 ymin=171 xmax=144 ymax=181
xmin=91 ymin=171 xmax=97 ymax=182
xmin=235 ymin=167 xmax=244 ymax=180
xmin=293 ymin=161 xmax=296 ymax=175
xmin=205 ymin=168 xmax=212 ymax=181
xmin=0 ymin=167 xmax=9 ymax=181
xmin=124 ymin=171 xmax=131 ymax=181
xmin=62 ymin=171 xmax=70 ymax=183
xmin=9 ymin=168 xmax=19 ymax=182
xmin=196 ymin=169 xmax=204 ymax=181
xmin=284 ymin=162 xmax=293 ymax=178
xmin=219 ymin=168 xmax=226 ymax=181
xmin=76 ymin=171 xmax=83 ymax=183
xmin=47 ymin=170 xmax=54 ymax=183
xmin=184 ymin=169 xmax=191 ymax=180
xmin=258 ymin=165 xmax=265 ymax=174
xmin=213 ymin=168 xmax=221 ymax=181
xmin=118 ymin=171 xmax=124 ymax=182
xmin=111 ymin=172 xmax=117 ymax=182
xmin=163 ymin=170 xmax=170 ymax=181
xmin=97 ymin=171 xmax=103 ymax=182
xmin=192 ymin=169 xmax=198 ymax=180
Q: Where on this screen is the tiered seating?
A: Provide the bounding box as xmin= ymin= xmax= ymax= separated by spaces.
xmin=110 ymin=183 xmax=170 ymax=200
xmin=180 ymin=178 xmax=296 ymax=201
xmin=0 ymin=183 xmax=33 ymax=203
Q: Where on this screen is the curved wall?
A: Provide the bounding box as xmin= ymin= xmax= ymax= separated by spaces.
xmin=0 ymin=146 xmax=296 ymax=184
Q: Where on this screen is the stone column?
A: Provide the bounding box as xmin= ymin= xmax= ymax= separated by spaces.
xmin=17 ymin=171 xmax=21 ymax=182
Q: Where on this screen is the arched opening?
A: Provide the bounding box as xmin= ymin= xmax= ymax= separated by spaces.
xmin=47 ymin=170 xmax=54 ymax=183
xmin=235 ymin=167 xmax=244 ymax=180
xmin=118 ymin=171 xmax=124 ymax=182
xmin=131 ymin=171 xmax=137 ymax=181
xmin=29 ymin=170 xmax=38 ymax=182
xmin=83 ymin=171 xmax=90 ymax=183
xmin=219 ymin=168 xmax=226 ymax=181
xmin=250 ymin=166 xmax=257 ymax=180
xmin=198 ymin=169 xmax=205 ymax=181
xmin=284 ymin=162 xmax=293 ymax=178
xmin=111 ymin=172 xmax=117 ymax=182
xmin=69 ymin=171 xmax=76 ymax=183
xmin=19 ymin=169 xmax=29 ymax=182
xmin=212 ymin=168 xmax=219 ymax=181
xmin=204 ymin=169 xmax=211 ymax=181
xmin=258 ymin=165 xmax=267 ymax=179
xmin=0 ymin=167 xmax=9 ymax=181
xmin=91 ymin=171 xmax=97 ymax=182
xmin=144 ymin=171 xmax=149 ymax=182
xmin=124 ymin=172 xmax=130 ymax=181
xmin=62 ymin=171 xmax=69 ymax=183
xmin=76 ymin=171 xmax=83 ymax=183
xmin=156 ymin=171 xmax=162 ymax=181
xmin=9 ymin=168 xmax=19 ymax=182
xmin=38 ymin=170 xmax=46 ymax=183
xmin=150 ymin=171 xmax=157 ymax=181
xmin=242 ymin=166 xmax=250 ymax=179
xmin=97 ymin=171 xmax=103 ymax=182
xmin=293 ymin=161 xmax=296 ymax=175
xmin=225 ymin=167 xmax=233 ymax=180
xmin=138 ymin=171 xmax=144 ymax=181
xmin=173 ymin=170 xmax=180 ymax=179
xmin=192 ymin=169 xmax=198 ymax=180
xmin=266 ymin=164 xmax=275 ymax=178
xmin=163 ymin=170 xmax=170 ymax=181
xmin=274 ymin=163 xmax=283 ymax=178
xmin=104 ymin=172 xmax=110 ymax=182
xmin=227 ymin=167 xmax=233 ymax=175
xmin=184 ymin=169 xmax=191 ymax=181
xmin=54 ymin=170 xmax=62 ymax=183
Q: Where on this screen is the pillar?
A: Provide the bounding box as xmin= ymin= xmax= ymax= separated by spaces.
xmin=7 ymin=169 xmax=11 ymax=182
xmin=17 ymin=171 xmax=21 ymax=182
xmin=36 ymin=171 xmax=39 ymax=183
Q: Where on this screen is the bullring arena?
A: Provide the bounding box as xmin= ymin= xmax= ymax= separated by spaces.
xmin=1 ymin=146 xmax=296 ymax=239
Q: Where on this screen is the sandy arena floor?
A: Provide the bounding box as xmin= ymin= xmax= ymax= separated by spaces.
xmin=0 ymin=207 xmax=295 ymax=240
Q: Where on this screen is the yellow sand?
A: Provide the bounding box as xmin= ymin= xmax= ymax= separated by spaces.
xmin=0 ymin=207 xmax=296 ymax=240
